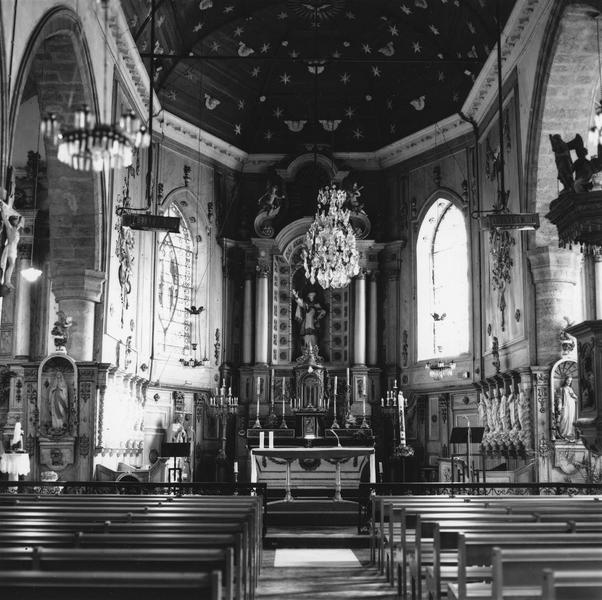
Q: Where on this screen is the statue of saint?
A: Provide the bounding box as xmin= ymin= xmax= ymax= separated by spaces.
xmin=556 ymin=375 xmax=578 ymax=439
xmin=49 ymin=371 xmax=68 ymax=431
xmin=292 ymin=288 xmax=326 ymax=353
xmin=0 ymin=201 xmax=23 ymax=291
xmin=167 ymin=413 xmax=186 ymax=442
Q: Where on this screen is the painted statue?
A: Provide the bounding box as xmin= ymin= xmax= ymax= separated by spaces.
xmin=556 ymin=375 xmax=578 ymax=439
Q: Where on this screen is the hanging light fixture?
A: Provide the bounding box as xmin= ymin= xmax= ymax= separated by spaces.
xmin=474 ymin=0 xmax=539 ymax=233
xmin=40 ymin=0 xmax=149 ymax=171
xmin=425 ymin=359 xmax=456 ymax=381
xmin=303 ymin=183 xmax=361 ymax=289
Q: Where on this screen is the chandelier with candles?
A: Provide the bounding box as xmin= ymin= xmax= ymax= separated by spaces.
xmin=302 ymin=183 xmax=360 ymax=289
xmin=425 ymin=359 xmax=456 ymax=380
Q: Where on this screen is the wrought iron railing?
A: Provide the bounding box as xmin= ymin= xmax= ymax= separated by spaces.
xmin=357 ymin=482 xmax=602 ymax=534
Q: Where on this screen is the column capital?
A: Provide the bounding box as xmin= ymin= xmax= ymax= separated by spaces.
xmin=527 ymin=247 xmax=581 ymax=285
xmin=51 ymin=268 xmax=105 ymax=303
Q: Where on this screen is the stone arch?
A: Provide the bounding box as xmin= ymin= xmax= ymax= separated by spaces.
xmin=525 ymin=1 xmax=602 ymax=245
xmin=8 ymin=7 xmax=104 ymax=360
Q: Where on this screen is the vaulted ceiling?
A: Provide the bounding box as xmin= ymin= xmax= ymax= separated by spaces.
xmin=121 ymin=0 xmax=516 ymax=154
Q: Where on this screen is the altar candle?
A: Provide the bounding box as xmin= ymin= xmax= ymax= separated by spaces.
xmin=394 ymin=379 xmax=398 ymax=389
xmin=334 ymin=376 xmax=338 ymax=396
xmin=381 ymin=398 xmax=384 ymax=407
xmin=271 ymin=369 xmax=275 ymax=406
xmin=282 ymin=377 xmax=285 ymax=396
xmin=257 ymin=377 xmax=261 ymax=393
xmin=268 ymin=431 xmax=274 ymax=449
xmin=363 ymin=375 xmax=366 ymax=394
xmin=378 ymin=461 xmax=383 ymax=475
xmin=346 ymin=367 xmax=350 ymax=385
xmin=399 ymin=392 xmax=406 ymax=445
xmin=362 ymin=395 xmax=366 ymax=416
xmin=259 ymin=431 xmax=265 ymax=449
xmin=228 ymin=387 xmax=232 ymax=397
xmin=233 ymin=461 xmax=238 ymax=474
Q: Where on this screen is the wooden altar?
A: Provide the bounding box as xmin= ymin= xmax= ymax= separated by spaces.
xmin=250 ymin=446 xmax=375 ymax=502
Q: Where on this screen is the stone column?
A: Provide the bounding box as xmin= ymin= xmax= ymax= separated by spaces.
xmin=527 ymin=247 xmax=581 ymax=365
xmin=254 ymin=261 xmax=270 ymax=365
xmin=594 ymin=255 xmax=602 ymax=319
xmin=242 ymin=274 xmax=253 ymax=364
xmin=354 ymin=271 xmax=367 ymax=366
xmin=51 ymin=269 xmax=105 ymax=361
xmin=12 ymin=258 xmax=32 ymax=359
xmin=368 ymin=272 xmax=378 ymax=366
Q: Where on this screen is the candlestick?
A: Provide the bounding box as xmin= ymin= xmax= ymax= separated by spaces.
xmin=346 ymin=367 xmax=350 ymax=385
xmin=253 ymin=382 xmax=262 ymax=428
xmin=334 ymin=375 xmax=338 ymax=396
xmin=233 ymin=461 xmax=238 ymax=474
xmin=280 ymin=382 xmax=288 ymax=428
xmin=332 ymin=374 xmax=340 ymax=428
xmin=399 ymin=391 xmax=406 ymax=445
xmin=271 ymin=369 xmax=275 ymax=406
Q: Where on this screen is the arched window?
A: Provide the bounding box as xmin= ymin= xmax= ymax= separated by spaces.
xmin=416 ymin=198 xmax=469 ymax=360
xmin=156 ymin=203 xmax=193 ymax=358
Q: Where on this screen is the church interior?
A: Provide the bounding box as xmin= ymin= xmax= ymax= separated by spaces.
xmin=1 ymin=0 xmax=602 ymax=598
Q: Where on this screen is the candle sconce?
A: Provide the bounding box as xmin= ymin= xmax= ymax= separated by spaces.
xmin=207 ymin=387 xmax=239 ymax=466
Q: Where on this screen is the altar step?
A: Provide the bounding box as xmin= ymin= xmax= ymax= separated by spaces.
xmin=266 ymin=496 xmax=359 ymax=529
xmin=264 ymin=525 xmax=368 ymax=549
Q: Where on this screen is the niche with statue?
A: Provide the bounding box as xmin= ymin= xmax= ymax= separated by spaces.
xmin=37 ymin=354 xmax=77 ymax=473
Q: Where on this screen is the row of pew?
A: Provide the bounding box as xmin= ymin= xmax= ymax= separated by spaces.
xmin=0 ymin=491 xmax=264 ymax=600
xmin=370 ymin=492 xmax=602 ymax=599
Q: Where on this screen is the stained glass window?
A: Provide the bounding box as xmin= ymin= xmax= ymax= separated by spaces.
xmin=416 ymin=198 xmax=469 ymax=360
xmin=156 ymin=203 xmax=192 ymax=358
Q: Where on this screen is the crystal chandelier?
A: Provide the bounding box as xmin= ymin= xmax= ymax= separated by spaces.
xmin=425 ymin=359 xmax=456 ymax=380
xmin=302 ymin=183 xmax=360 ymax=289
xmin=42 ymin=108 xmax=149 ymax=172
xmin=40 ymin=0 xmax=149 ymax=172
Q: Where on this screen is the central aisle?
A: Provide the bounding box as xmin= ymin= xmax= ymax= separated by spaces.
xmin=256 ymin=526 xmax=398 ymax=599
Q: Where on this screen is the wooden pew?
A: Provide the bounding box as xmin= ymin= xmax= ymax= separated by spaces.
xmin=0 ymin=546 xmax=235 ymax=600
xmin=0 ymin=524 xmax=250 ymax=600
xmin=541 ymin=568 xmax=602 ymax=600
xmin=0 ymin=569 xmax=222 ymax=600
xmin=447 ymin=532 xmax=602 ymax=600
xmin=491 ymin=547 xmax=602 ymax=600
xmin=426 ymin=518 xmax=602 ymax=600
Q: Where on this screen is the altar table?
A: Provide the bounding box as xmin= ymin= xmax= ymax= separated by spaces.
xmin=250 ymin=447 xmax=375 ymax=502
xmin=0 ymin=452 xmax=30 ymax=480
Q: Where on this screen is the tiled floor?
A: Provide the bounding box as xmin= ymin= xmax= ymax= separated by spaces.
xmin=256 ymin=547 xmax=398 ymax=599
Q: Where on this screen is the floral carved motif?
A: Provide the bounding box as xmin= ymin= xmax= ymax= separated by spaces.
xmin=489 ymin=229 xmax=515 ymax=332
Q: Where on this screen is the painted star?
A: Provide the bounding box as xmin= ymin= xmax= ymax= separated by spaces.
xmin=401 ymin=5 xmax=411 ymax=15
xmin=340 ymin=72 xmax=351 ymax=84
xmin=371 ymin=66 xmax=381 ymax=77
xmin=273 ymin=106 xmax=283 ymax=119
xmin=223 ymin=5 xmax=234 ymax=14
xmin=264 ymin=130 xmax=273 ymax=141
xmin=251 ymin=66 xmax=261 ymax=77
xmin=185 ymin=69 xmax=195 ymax=80
xmin=390 ymin=123 xmax=396 ymax=134
xmin=260 ymin=43 xmax=270 ymax=54
xmin=193 ymin=22 xmax=204 ymax=32
xmin=290 ymin=50 xmax=299 ymax=58
xmin=353 ymin=128 xmax=364 ymax=140
xmin=452 ymin=92 xmax=460 ymax=102
xmin=438 ymin=71 xmax=445 ymax=81
xmin=362 ymin=43 xmax=371 ymax=54
xmin=345 ymin=106 xmax=355 ymax=118
xmin=210 ymin=40 xmax=220 ymax=52
xmin=332 ymin=50 xmax=341 ymax=58
xmin=467 ymin=21 xmax=476 ymax=34
xmin=386 ymin=98 xmax=393 ymax=110
xmin=237 ymin=99 xmax=245 ymax=110
xmin=280 ymin=72 xmax=291 ymax=85
xmin=429 ymin=24 xmax=440 ymax=35
xmin=412 ymin=41 xmax=422 ymax=53
xmin=233 ymin=26 xmax=244 ymax=37
xmin=278 ymin=11 xmax=288 ymax=19
xmin=167 ymin=89 xmax=177 ymax=101
xmin=234 ymin=124 xmax=242 ymax=135
xmin=389 ymin=24 xmax=399 ymax=36
xmin=346 ymin=11 xmax=356 ymax=19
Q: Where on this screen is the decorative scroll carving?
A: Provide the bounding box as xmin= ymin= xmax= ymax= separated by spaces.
xmin=489 ymin=230 xmax=515 ymax=332
xmin=115 ymin=193 xmax=135 ymax=326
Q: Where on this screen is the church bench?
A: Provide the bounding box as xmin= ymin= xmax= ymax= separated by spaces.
xmin=541 ymin=568 xmax=602 ymax=600
xmin=391 ymin=508 xmax=538 ymax=598
xmin=0 ymin=568 xmax=222 ymax=600
xmin=424 ymin=520 xmax=583 ymax=600
xmin=0 ymin=521 xmax=255 ymax=599
xmin=491 ymin=546 xmax=602 ymax=600
xmin=446 ymin=532 xmax=602 ymax=600
xmin=0 ymin=545 xmax=236 ymax=600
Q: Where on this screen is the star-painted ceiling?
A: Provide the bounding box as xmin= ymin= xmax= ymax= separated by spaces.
xmin=121 ymin=0 xmax=516 ymax=153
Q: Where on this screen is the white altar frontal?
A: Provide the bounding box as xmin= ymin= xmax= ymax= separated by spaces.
xmin=250 ymin=446 xmax=375 ymax=502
